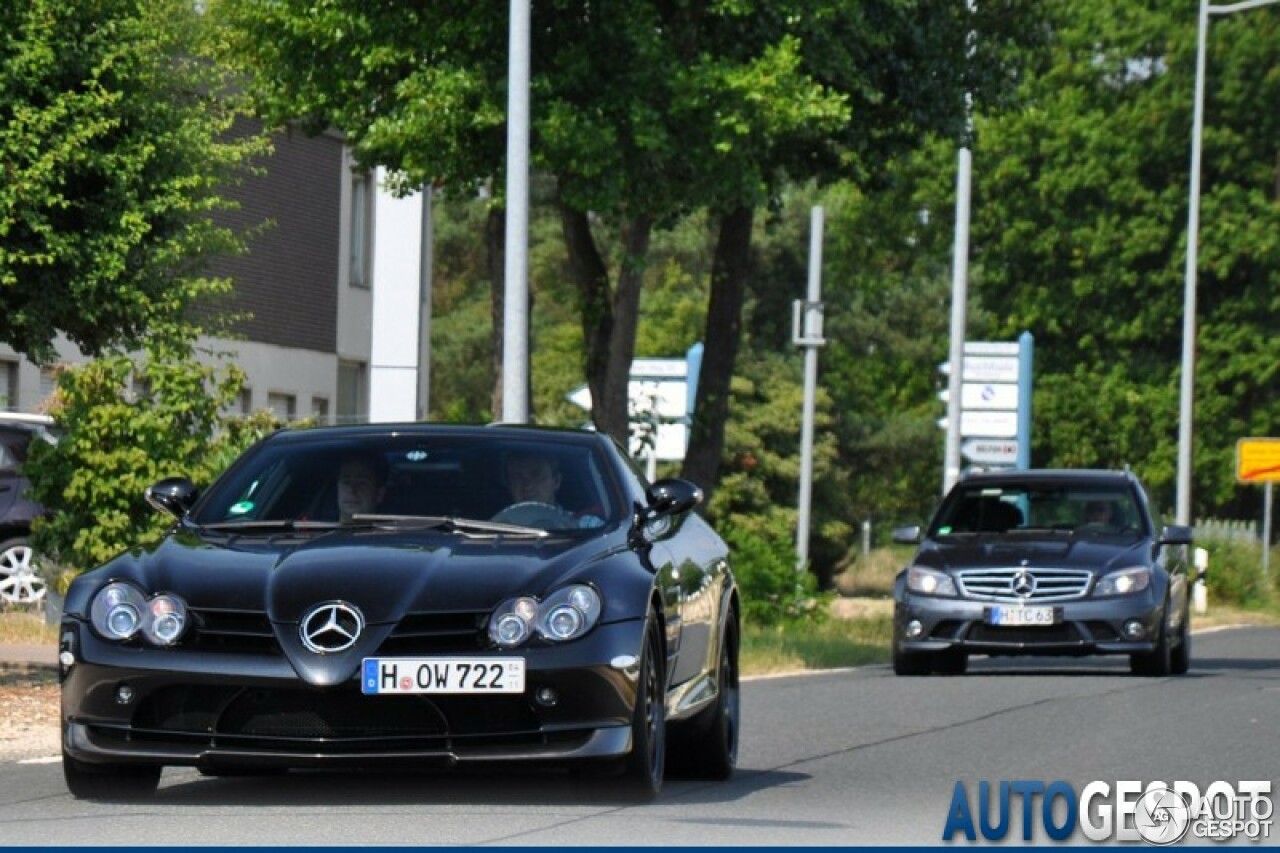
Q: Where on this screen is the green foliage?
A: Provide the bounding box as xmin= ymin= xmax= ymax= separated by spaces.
xmin=1200 ymin=536 xmax=1276 ymax=610
xmin=971 ymin=0 xmax=1280 ymax=517
xmin=0 ymin=0 xmax=269 ymax=363
xmin=25 ymin=338 xmax=280 ymax=572
xmin=717 ymin=516 xmax=827 ymax=627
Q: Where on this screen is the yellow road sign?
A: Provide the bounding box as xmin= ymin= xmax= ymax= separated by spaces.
xmin=1236 ymin=437 xmax=1280 ymax=484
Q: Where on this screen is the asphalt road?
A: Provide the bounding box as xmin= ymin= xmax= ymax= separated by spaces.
xmin=0 ymin=626 xmax=1276 ymax=846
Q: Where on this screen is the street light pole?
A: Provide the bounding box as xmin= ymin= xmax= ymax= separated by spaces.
xmin=1176 ymin=0 xmax=1280 ymax=525
xmin=501 ymin=0 xmax=531 ymax=423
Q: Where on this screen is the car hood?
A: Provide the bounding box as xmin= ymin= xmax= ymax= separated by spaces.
xmin=913 ymin=534 xmax=1151 ymax=574
xmin=127 ymin=528 xmax=624 ymax=621
xmin=69 ymin=528 xmax=633 ymax=687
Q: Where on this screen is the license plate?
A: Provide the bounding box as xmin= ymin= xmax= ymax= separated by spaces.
xmin=361 ymin=657 xmax=525 ymax=695
xmin=987 ymin=606 xmax=1056 ymax=627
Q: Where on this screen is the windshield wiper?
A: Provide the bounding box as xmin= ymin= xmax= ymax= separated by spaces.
xmin=348 ymin=514 xmax=549 ymax=538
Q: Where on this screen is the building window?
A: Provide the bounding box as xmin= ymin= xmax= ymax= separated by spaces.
xmin=267 ymin=392 xmax=296 ymax=423
xmin=350 ymin=171 xmax=373 ymax=288
xmin=337 ymin=360 xmax=366 ymax=424
xmin=38 ymin=367 xmax=58 ymax=406
xmin=239 ymin=388 xmax=253 ymax=414
xmin=0 ymin=362 xmax=15 ymax=409
xmin=312 ymin=396 xmax=329 ymax=424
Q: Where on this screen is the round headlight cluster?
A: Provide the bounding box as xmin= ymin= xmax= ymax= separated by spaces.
xmin=488 ymin=585 xmax=602 ymax=648
xmin=90 ymin=582 xmax=189 ymax=646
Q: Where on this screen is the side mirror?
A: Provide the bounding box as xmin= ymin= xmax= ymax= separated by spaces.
xmin=645 ymin=478 xmax=702 ymax=519
xmin=145 ymin=477 xmax=200 ymax=520
xmin=1159 ymin=524 xmax=1194 ymax=546
xmin=892 ymin=525 xmax=923 ymax=545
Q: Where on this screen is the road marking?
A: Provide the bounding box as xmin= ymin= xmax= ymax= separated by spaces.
xmin=17 ymin=756 xmax=59 ymax=765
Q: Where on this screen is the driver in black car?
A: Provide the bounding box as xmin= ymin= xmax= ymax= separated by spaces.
xmin=493 ymin=451 xmax=603 ymax=529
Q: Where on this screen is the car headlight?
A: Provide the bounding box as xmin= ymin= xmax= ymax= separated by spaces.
xmin=488 ymin=585 xmax=602 ymax=648
xmin=90 ymin=583 xmax=189 ymax=646
xmin=906 ymin=566 xmax=958 ymax=597
xmin=1094 ymin=567 xmax=1151 ymax=597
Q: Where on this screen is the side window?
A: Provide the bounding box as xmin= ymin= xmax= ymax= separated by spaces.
xmin=0 ymin=430 xmax=29 ymax=472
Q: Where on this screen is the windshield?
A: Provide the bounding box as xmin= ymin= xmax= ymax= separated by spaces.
xmin=930 ymin=482 xmax=1146 ymax=537
xmin=191 ymin=433 xmax=623 ymax=533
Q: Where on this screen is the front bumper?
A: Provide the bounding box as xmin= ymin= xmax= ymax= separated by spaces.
xmin=60 ymin=618 xmax=645 ymax=770
xmin=894 ymin=593 xmax=1164 ymax=657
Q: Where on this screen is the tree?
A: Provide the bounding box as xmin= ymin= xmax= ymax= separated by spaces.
xmin=221 ymin=1 xmax=1035 ymax=463
xmin=969 ymin=0 xmax=1280 ymax=516
xmin=25 ymin=333 xmax=280 ymax=573
xmin=0 ymin=0 xmax=267 ymax=364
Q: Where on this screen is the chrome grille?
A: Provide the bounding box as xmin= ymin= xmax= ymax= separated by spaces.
xmin=956 ymin=567 xmax=1092 ymax=603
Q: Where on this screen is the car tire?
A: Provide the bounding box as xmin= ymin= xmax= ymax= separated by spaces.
xmin=892 ymin=639 xmax=932 ymax=676
xmin=63 ymin=753 xmax=161 ymax=800
xmin=1170 ymin=605 xmax=1191 ymax=676
xmin=620 ymin=615 xmax=666 ymax=800
xmin=669 ymin=611 xmax=739 ymax=781
xmin=0 ymin=537 xmax=46 ymax=606
xmin=932 ymin=649 xmax=968 ymax=675
xmin=1130 ymin=611 xmax=1173 ymax=677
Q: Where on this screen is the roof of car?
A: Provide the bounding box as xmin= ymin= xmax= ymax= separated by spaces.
xmin=957 ymin=468 xmax=1136 ymax=486
xmin=266 ymin=422 xmax=607 ymax=446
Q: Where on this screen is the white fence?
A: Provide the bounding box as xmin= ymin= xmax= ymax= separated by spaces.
xmin=1195 ymin=518 xmax=1259 ymax=545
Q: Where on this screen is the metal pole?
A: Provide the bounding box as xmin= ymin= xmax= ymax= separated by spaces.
xmin=1263 ymin=481 xmax=1273 ymax=577
xmin=943 ymin=146 xmax=972 ymax=494
xmin=501 ymin=0 xmax=531 ymax=423
xmin=1176 ymin=0 xmax=1280 ymax=523
xmin=796 ymin=206 xmax=824 ymax=571
xmin=1177 ymin=0 xmax=1210 ymax=526
xmin=417 ymin=185 xmax=434 ymax=420
xmin=1015 ymin=331 xmax=1034 ymax=469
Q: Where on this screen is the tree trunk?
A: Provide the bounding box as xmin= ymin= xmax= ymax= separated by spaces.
xmin=603 ymin=215 xmax=651 ymax=444
xmin=681 ymin=205 xmax=754 ymax=499
xmin=485 ymin=206 xmax=505 ymax=420
xmin=558 ymin=205 xmax=653 ymax=444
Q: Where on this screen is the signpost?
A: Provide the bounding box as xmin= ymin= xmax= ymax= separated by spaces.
xmin=941 ymin=334 xmax=1034 ymax=482
xmin=566 ymin=344 xmax=702 ymax=480
xmin=1236 ymin=437 xmax=1278 ymax=577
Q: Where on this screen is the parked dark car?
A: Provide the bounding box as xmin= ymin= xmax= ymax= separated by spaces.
xmin=891 ymin=469 xmax=1193 ymax=677
xmin=0 ymin=413 xmax=58 ymax=606
xmin=59 ymin=424 xmax=739 ymax=800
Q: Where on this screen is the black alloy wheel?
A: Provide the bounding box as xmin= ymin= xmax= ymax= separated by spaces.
xmin=892 ymin=635 xmax=933 ymax=676
xmin=1131 ymin=605 xmax=1173 ymax=676
xmin=1169 ymin=604 xmax=1191 ymax=675
xmin=621 ymin=615 xmax=666 ymax=799
xmin=63 ymin=752 xmax=161 ymax=800
xmin=671 ymin=611 xmax=739 ymax=779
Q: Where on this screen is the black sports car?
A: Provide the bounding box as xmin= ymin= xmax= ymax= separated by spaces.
xmin=58 ymin=424 xmax=739 ymax=800
xmin=891 ymin=468 xmax=1194 ymax=676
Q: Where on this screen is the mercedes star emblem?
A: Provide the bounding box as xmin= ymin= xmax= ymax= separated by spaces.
xmin=300 ymin=602 xmax=364 ymax=653
xmin=1011 ymin=570 xmax=1037 ymax=598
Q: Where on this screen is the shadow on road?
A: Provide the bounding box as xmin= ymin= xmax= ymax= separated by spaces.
xmin=145 ymin=764 xmax=803 ymax=808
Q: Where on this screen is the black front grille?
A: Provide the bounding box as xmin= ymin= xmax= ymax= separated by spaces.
xmin=132 ymin=685 xmax=538 ymax=741
xmin=187 ymin=608 xmax=278 ymax=655
xmin=966 ymin=624 xmax=1082 ymax=645
xmin=376 ymin=611 xmax=489 ymax=655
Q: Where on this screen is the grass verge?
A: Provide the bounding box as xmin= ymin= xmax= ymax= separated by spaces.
xmin=0 ymin=611 xmax=57 ymax=646
xmin=741 ymin=611 xmax=892 ymax=676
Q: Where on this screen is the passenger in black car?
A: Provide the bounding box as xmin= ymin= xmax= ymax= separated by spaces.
xmin=336 ymin=454 xmax=386 ymax=522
